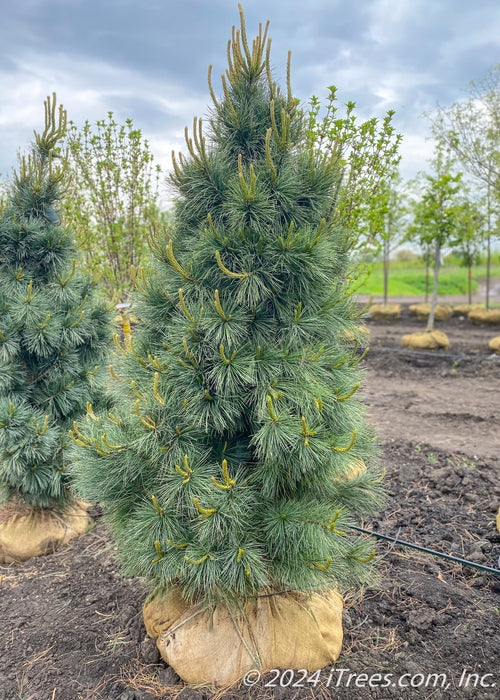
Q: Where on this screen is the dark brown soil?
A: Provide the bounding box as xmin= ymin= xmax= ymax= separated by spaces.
xmin=1 ymin=305 xmax=499 ymax=700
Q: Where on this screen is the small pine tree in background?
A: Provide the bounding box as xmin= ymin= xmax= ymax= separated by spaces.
xmin=71 ymin=7 xmax=384 ymax=680
xmin=0 ymin=95 xmax=111 ymax=518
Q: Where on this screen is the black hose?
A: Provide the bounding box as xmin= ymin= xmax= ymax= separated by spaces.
xmin=349 ymin=524 xmax=500 ymax=576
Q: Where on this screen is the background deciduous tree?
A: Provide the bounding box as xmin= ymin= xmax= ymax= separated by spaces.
xmin=407 ymin=145 xmax=462 ymax=329
xmin=63 ymin=114 xmax=163 ymax=300
xmin=305 ymin=87 xmax=402 ymax=254
xmin=430 ymin=63 xmax=500 ymax=308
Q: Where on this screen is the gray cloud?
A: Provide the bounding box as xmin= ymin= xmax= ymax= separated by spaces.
xmin=1 ymin=0 xmax=500 ymax=186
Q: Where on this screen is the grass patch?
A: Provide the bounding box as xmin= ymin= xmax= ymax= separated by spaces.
xmin=357 ymin=263 xmax=500 ymax=297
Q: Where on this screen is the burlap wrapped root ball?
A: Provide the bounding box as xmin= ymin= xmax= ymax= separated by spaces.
xmin=401 ymin=330 xmax=449 ymax=350
xmin=452 ymin=304 xmax=483 ymax=316
xmin=408 ymin=304 xmax=452 ymax=321
xmin=0 ymin=501 xmax=91 ymax=564
xmin=468 ymin=309 xmax=500 ymax=325
xmin=369 ymin=304 xmax=401 ymax=321
xmin=489 ymin=337 xmax=500 ymax=355
xmin=143 ymin=586 xmax=343 ymax=686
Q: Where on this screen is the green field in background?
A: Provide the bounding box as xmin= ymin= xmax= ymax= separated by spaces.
xmin=356 ymin=263 xmax=500 ymax=297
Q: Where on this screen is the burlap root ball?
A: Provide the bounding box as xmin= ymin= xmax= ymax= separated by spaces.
xmin=489 ymin=336 xmax=500 ymax=355
xmin=401 ymin=330 xmax=450 ymax=350
xmin=452 ymin=304 xmax=483 ymax=316
xmin=0 ymin=501 xmax=91 ymax=564
xmin=143 ymin=586 xmax=344 ymax=686
xmin=408 ymin=304 xmax=452 ymax=321
xmin=369 ymin=304 xmax=401 ymax=321
xmin=468 ymin=309 xmax=500 ymax=326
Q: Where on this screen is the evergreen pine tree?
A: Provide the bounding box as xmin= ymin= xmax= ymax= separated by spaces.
xmin=72 ymin=9 xmax=384 ymax=607
xmin=0 ymin=95 xmax=111 ymax=510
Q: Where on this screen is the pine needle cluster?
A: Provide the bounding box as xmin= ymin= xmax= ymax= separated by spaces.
xmin=0 ymin=95 xmax=111 ymax=508
xmin=71 ymin=8 xmax=384 ymax=606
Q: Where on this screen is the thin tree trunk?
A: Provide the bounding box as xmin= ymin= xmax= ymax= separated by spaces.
xmin=468 ymin=265 xmax=472 ymax=305
xmin=486 ymin=182 xmax=491 ymax=311
xmin=427 ymin=239 xmax=441 ymax=332
xmin=486 ymin=231 xmax=491 ymax=311
xmin=425 ymin=262 xmax=429 ymax=303
xmin=383 ymin=237 xmax=389 ymax=306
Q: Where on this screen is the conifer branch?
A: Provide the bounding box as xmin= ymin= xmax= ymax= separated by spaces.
xmin=215 ymin=250 xmax=248 ymax=279
xmin=325 ymin=510 xmax=345 ymax=536
xmin=74 ymin=295 xmax=88 ymax=313
xmin=212 ymin=458 xmax=236 ymax=489
xmin=207 ymin=64 xmax=218 ymax=106
xmin=185 ymin=553 xmax=214 ymax=564
xmin=353 ymin=550 xmax=376 ymax=563
xmin=153 ymin=372 xmax=165 ymax=405
xmin=221 ymin=74 xmax=239 ymax=124
xmin=313 ymin=557 xmax=332 ymax=571
xmin=152 ymin=495 xmax=165 ymax=515
xmin=69 ymin=310 xmax=84 ymax=328
xmin=112 ymin=333 xmax=127 ymax=355
xmin=86 ymin=403 xmax=100 ymax=422
xmin=336 ymin=382 xmax=361 ymax=402
xmin=152 ymin=540 xmax=165 ymax=563
xmin=193 ymin=497 xmax=216 ymax=518
xmin=313 ymin=397 xmax=323 ymax=411
xmin=166 ymin=239 xmax=193 ymax=280
xmin=57 ymin=260 xmax=76 ymax=287
xmin=25 ymin=280 xmax=36 ymax=303
xmin=36 ymin=415 xmax=49 ymax=436
xmin=101 ymin=433 xmax=123 ymax=450
xmin=130 ymin=264 xmax=148 ymax=294
xmin=332 ymin=429 xmax=357 ymax=452
xmin=266 ymin=395 xmax=279 ymax=422
xmin=175 ymin=455 xmax=193 ymax=483
xmin=265 ymin=129 xmax=278 ymax=184
xmin=109 ymin=365 xmax=124 ymax=382
xmin=178 ymin=288 xmax=195 ymax=323
xmin=131 ymin=380 xmax=146 ymax=402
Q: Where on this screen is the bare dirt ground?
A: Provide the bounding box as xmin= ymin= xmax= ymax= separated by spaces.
xmin=1 ymin=307 xmax=499 ymax=700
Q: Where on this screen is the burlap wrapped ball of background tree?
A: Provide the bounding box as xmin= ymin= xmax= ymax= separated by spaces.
xmin=401 ymin=330 xmax=449 ymax=350
xmin=452 ymin=303 xmax=483 ymax=316
xmin=469 ymin=309 xmax=500 ymax=325
xmin=408 ymin=303 xmax=453 ymax=322
xmin=489 ymin=336 xmax=500 ymax=355
xmin=369 ymin=304 xmax=401 ymax=321
xmin=0 ymin=501 xmax=90 ymax=564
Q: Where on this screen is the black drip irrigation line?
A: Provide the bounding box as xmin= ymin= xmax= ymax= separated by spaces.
xmin=363 ymin=345 xmax=500 ymax=361
xmin=349 ymin=524 xmax=500 ymax=577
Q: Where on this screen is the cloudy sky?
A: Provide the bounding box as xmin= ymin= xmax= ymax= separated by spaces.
xmin=1 ymin=0 xmax=500 ymax=200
